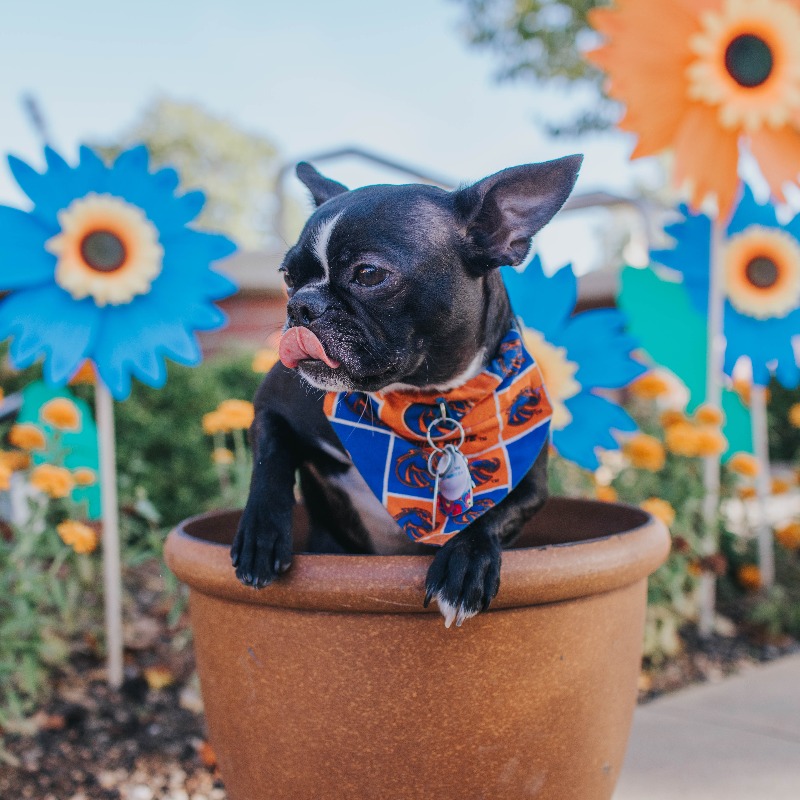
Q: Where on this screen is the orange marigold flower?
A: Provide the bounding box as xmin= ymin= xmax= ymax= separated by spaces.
xmin=216 ymin=399 xmax=255 ymax=430
xmin=212 ymin=447 xmax=235 ymax=466
xmin=694 ymin=426 xmax=728 ymax=457
xmin=41 ymin=397 xmax=81 ymax=431
xmin=0 ymin=450 xmax=31 ymax=472
xmin=727 ymin=452 xmax=760 ymax=477
xmin=665 ymin=422 xmax=699 ymax=457
xmin=0 ymin=463 xmax=11 ymax=491
xmin=738 ymin=485 xmax=757 ymax=500
xmin=775 ymin=521 xmax=800 ymax=551
xmin=252 ymin=348 xmax=280 ymax=373
xmin=202 ymin=410 xmax=226 ymax=435
xmin=68 ymin=360 xmax=96 ymax=385
xmin=771 ymin=477 xmax=792 ymax=495
xmin=73 ymin=467 xmax=97 ymax=486
xmin=694 ymin=404 xmax=725 ymax=426
xmin=630 ymin=372 xmax=671 ymax=400
xmin=687 ymin=560 xmax=703 ymax=578
xmin=31 ymin=464 xmax=74 ymax=499
xmin=660 ymin=409 xmax=686 ymax=429
xmin=623 ymin=434 xmax=666 ymax=471
xmin=56 ymin=520 xmax=98 ymax=554
xmin=595 ymin=485 xmax=618 ymax=503
xmin=737 ymin=564 xmax=762 ymax=592
xmin=789 ymin=403 xmax=800 ymax=428
xmin=641 ymin=497 xmax=676 ymax=527
xmin=9 ymin=423 xmax=47 ymax=451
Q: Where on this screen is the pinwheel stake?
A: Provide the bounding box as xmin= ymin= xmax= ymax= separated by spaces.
xmin=97 ymin=381 xmax=124 ymax=687
xmin=751 ymin=386 xmax=776 ymax=589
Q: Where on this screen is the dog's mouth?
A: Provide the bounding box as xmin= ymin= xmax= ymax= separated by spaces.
xmin=279 ymin=326 xmax=341 ymax=370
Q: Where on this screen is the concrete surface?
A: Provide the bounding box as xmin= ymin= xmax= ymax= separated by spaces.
xmin=614 ymin=654 xmax=800 ymax=799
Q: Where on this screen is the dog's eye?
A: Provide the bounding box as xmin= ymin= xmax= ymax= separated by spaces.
xmin=281 ymin=271 xmax=295 ymax=290
xmin=353 ymin=265 xmax=388 ymax=287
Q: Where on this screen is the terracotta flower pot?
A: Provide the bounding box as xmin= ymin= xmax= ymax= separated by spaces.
xmin=165 ymin=498 xmax=669 ymax=800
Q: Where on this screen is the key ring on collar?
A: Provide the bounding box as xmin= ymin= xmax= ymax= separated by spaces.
xmin=425 ymin=399 xmax=466 ymax=451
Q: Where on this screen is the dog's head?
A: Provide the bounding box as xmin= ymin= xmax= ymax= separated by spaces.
xmin=278 ymin=156 xmax=583 ymax=393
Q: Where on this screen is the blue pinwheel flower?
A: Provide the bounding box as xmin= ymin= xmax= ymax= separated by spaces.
xmin=651 ymin=185 xmax=800 ymax=387
xmin=0 ymin=145 xmax=237 ymax=399
xmin=502 ymin=256 xmax=646 ymax=470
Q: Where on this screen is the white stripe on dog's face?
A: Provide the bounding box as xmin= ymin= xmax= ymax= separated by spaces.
xmin=311 ymin=211 xmax=343 ymax=282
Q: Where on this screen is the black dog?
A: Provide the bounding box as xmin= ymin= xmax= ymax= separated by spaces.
xmin=231 ymin=155 xmax=582 ymax=626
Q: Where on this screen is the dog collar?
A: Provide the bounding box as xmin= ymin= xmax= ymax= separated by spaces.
xmin=323 ymin=326 xmax=553 ymax=546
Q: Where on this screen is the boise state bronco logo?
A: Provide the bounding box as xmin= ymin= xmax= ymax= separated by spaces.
xmin=496 ymin=337 xmax=525 ymax=378
xmin=508 ymin=387 xmax=543 ymax=426
xmin=395 ymin=449 xmax=433 ymax=489
xmin=402 ymin=399 xmax=474 ymax=437
xmin=470 ymin=457 xmax=501 ymax=487
xmin=394 ymin=507 xmax=434 ymax=540
xmin=343 ymin=392 xmax=379 ymax=424
xmin=450 ymin=497 xmax=495 ymax=524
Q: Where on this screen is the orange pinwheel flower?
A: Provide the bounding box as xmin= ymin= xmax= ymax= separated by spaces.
xmin=587 ymin=0 xmax=800 ymax=217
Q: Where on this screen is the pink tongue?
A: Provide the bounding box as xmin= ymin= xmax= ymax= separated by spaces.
xmin=279 ymin=327 xmax=340 ymax=369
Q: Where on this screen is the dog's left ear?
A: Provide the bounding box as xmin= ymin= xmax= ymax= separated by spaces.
xmin=296 ymin=162 xmax=350 ymax=207
xmin=454 ymin=155 xmax=583 ymax=270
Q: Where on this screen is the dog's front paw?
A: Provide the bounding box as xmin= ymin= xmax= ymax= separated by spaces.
xmin=230 ymin=499 xmax=293 ymax=588
xmin=423 ymin=529 xmax=501 ymax=628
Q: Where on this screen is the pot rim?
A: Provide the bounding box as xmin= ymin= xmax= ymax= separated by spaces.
xmin=164 ymin=498 xmax=670 ymax=613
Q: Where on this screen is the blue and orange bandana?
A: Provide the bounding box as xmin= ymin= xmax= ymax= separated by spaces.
xmin=323 ymin=327 xmax=553 ymax=546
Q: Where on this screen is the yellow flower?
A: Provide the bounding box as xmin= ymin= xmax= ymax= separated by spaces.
xmin=775 ymin=521 xmax=800 ymax=550
xmin=771 ymin=477 xmax=792 ymax=495
xmin=595 ymin=485 xmax=618 ymax=503
xmin=56 ymin=520 xmax=98 ymax=554
xmin=694 ymin=426 xmax=728 ymax=457
xmin=202 ymin=410 xmax=225 ymax=435
xmin=73 ymin=467 xmax=97 ymax=486
xmin=737 ymin=564 xmax=762 ymax=592
xmin=9 ymin=423 xmax=47 ymax=451
xmin=641 ymin=497 xmax=676 ymax=527
xmin=31 ymin=464 xmax=75 ymax=499
xmin=41 ymin=397 xmax=81 ymax=431
xmin=660 ymin=409 xmax=686 ymax=429
xmin=790 ymin=403 xmax=800 ymax=428
xmin=623 ymin=433 xmax=666 ymax=471
xmin=738 ymin=485 xmax=757 ymax=500
xmin=630 ymin=372 xmax=671 ymax=400
xmin=727 ymin=452 xmax=760 ymax=477
xmin=252 ymin=348 xmax=280 ymax=373
xmin=0 ymin=463 xmax=11 ymax=491
xmin=665 ymin=422 xmax=699 ymax=456
xmin=0 ymin=450 xmax=31 ymax=472
xmin=68 ymin=360 xmax=96 ymax=385
xmin=212 ymin=447 xmax=234 ymax=466
xmin=694 ymin=404 xmax=725 ymax=426
xmin=216 ymin=399 xmax=255 ymax=430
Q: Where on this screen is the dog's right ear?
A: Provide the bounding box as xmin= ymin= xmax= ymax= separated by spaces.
xmin=296 ymin=162 xmax=349 ymax=207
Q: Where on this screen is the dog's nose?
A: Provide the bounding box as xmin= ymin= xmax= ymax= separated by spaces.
xmin=287 ymin=287 xmax=330 ymax=327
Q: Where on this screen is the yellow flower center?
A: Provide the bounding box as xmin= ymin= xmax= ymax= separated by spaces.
xmin=46 ymin=193 xmax=163 ymax=306
xmin=521 ymin=328 xmax=580 ymax=430
xmin=724 ymin=226 xmax=800 ymax=318
xmin=687 ymin=0 xmax=800 ymax=131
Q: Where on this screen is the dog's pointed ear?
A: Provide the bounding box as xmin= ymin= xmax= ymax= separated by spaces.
xmin=454 ymin=155 xmax=583 ymax=270
xmin=296 ymin=162 xmax=349 ymax=207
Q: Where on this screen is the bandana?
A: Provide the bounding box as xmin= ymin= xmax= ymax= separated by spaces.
xmin=323 ymin=326 xmax=553 ymax=546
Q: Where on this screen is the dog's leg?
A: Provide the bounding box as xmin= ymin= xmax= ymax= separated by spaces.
xmin=424 ymin=447 xmax=549 ymax=626
xmin=231 ymin=409 xmax=297 ymax=587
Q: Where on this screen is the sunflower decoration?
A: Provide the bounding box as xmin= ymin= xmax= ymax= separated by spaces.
xmin=651 ymin=184 xmax=800 ymax=387
xmin=502 ymin=257 xmax=646 ymax=470
xmin=0 ymin=145 xmax=237 ymax=399
xmin=587 ymin=0 xmax=800 ymax=218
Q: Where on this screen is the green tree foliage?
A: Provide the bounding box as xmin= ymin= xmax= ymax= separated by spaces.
xmin=453 ymin=0 xmax=615 ymax=134
xmin=93 ymin=97 xmax=280 ymax=250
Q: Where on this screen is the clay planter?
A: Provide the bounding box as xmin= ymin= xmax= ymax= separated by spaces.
xmin=165 ymin=498 xmax=669 ymax=800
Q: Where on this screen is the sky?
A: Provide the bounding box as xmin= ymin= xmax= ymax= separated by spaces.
xmin=0 ymin=0 xmax=657 ymax=274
